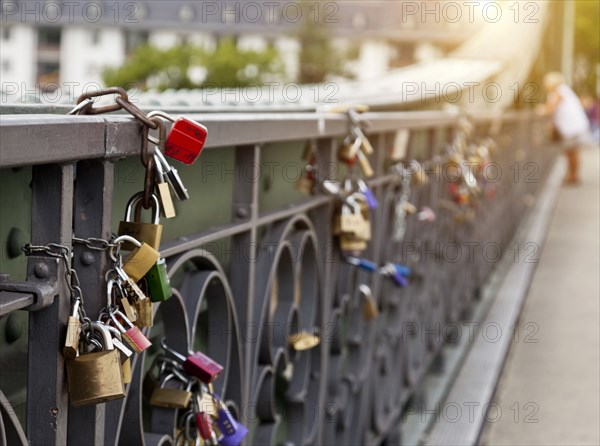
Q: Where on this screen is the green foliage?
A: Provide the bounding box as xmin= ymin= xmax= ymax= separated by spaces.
xmin=574 ymin=0 xmax=600 ymax=94
xmin=295 ymin=0 xmax=352 ymax=84
xmin=102 ymin=38 xmax=282 ymax=91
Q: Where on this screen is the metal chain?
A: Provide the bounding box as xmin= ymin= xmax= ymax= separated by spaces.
xmin=72 ymin=236 xmax=117 ymax=252
xmin=22 ymin=243 xmax=88 ymax=322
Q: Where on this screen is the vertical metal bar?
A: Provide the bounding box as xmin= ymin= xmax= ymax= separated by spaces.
xmin=68 ymin=160 xmax=114 ymax=445
xmin=26 ymin=164 xmax=74 ymax=446
xmin=228 ymin=144 xmax=260 ymax=414
xmin=310 ymin=137 xmax=336 ymax=445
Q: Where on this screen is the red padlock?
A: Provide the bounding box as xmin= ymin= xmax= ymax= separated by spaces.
xmin=161 ymin=338 xmax=224 ymax=384
xmin=148 ymin=111 xmax=207 ymax=165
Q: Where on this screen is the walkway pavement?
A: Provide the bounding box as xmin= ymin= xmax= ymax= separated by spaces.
xmin=481 ymin=148 xmax=600 ymax=445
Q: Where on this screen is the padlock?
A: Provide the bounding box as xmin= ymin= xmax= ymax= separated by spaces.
xmin=109 ymin=279 xmax=137 ymax=324
xmin=63 ymin=297 xmax=81 ymax=359
xmin=116 ymin=265 xmax=148 ymax=302
xmin=339 ymin=234 xmax=367 ymax=253
xmin=117 ymin=235 xmax=161 ymax=283
xmin=288 ymin=331 xmax=320 ymax=351
xmin=345 ymin=256 xmax=378 ymax=272
xmin=145 ymin=257 xmax=172 ymax=302
xmin=339 ymin=135 xmax=362 ymax=162
xmin=154 ymin=147 xmax=190 ymax=201
xmin=214 ymin=399 xmax=249 ymax=446
xmin=195 ymin=411 xmax=216 ymax=441
xmin=380 ymin=263 xmax=408 ymax=287
xmin=148 ymin=110 xmax=207 ymax=165
xmin=66 ymin=322 xmax=125 ymax=407
xmin=108 ymin=310 xmax=152 ymax=353
xmin=357 ymin=179 xmax=378 ymax=209
xmin=359 ymin=285 xmax=378 ymax=321
xmin=102 ymin=323 xmax=133 ymax=385
xmin=150 ymin=373 xmax=194 ymax=409
xmin=155 ymin=154 xmax=177 ymax=219
xmin=118 ymin=192 xmax=163 ymax=250
xmin=339 ymin=199 xmax=366 ymax=237
xmin=296 ymin=175 xmax=314 ymax=195
xmin=353 ymin=127 xmax=374 ymax=155
xmin=356 ymin=149 xmax=374 ymax=178
xmin=161 ymin=338 xmax=224 ymax=384
xmin=197 ymin=388 xmax=219 ymax=417
xmin=133 ymin=295 xmax=154 ymax=328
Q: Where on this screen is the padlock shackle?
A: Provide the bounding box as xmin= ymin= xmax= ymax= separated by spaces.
xmin=358 ymin=284 xmax=372 ymax=299
xmin=160 ymin=337 xmax=188 ymax=363
xmin=109 ymin=309 xmax=134 ymax=332
xmin=124 ymin=191 xmax=160 ymax=224
xmin=114 ymin=235 xmax=142 ymax=249
xmin=90 ymin=321 xmax=114 ymax=351
xmin=147 ymin=110 xmax=176 ymax=123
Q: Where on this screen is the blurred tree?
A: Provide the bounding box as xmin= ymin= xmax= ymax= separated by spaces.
xmin=102 ymin=38 xmax=282 ymax=90
xmin=295 ymin=0 xmax=353 ymax=83
xmin=574 ymin=0 xmax=600 ymax=94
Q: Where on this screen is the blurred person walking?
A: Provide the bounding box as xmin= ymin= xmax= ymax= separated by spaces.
xmin=541 ymin=72 xmax=591 ymax=185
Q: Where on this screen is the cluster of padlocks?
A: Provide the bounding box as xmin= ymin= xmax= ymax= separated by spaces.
xmin=144 ymin=339 xmax=248 ymax=446
xmin=57 ymin=90 xmax=245 ymax=446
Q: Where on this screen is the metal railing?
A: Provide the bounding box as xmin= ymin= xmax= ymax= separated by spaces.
xmin=0 ymin=108 xmax=555 ymax=445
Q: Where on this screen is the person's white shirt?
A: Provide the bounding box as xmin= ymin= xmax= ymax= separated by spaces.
xmin=552 ymin=84 xmax=590 ymax=139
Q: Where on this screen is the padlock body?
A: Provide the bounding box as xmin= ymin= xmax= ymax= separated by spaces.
xmin=340 ymin=234 xmax=367 ymax=252
xmin=66 ymin=350 xmax=125 ymax=407
xmin=184 ymin=352 xmax=223 ymax=384
xmin=146 ymin=258 xmax=172 ymax=302
xmin=134 ymin=297 xmax=154 ymax=328
xmin=156 ymin=182 xmax=176 ymax=218
xmin=122 ymin=243 xmax=160 ymax=282
xmin=122 ymin=358 xmax=132 ymax=384
xmin=120 ymin=296 xmax=138 ymax=323
xmin=362 ymin=297 xmax=379 ymax=321
xmin=122 ymin=326 xmax=152 ymax=353
xmin=149 ymin=388 xmax=192 ymax=409
xmin=118 ymin=221 xmax=162 ymax=251
xmin=63 ymin=316 xmax=80 ymax=359
xmin=196 ymin=412 xmax=214 ymax=440
xmin=216 ymin=407 xmax=249 ymax=446
xmin=165 ymin=117 xmax=207 ymax=165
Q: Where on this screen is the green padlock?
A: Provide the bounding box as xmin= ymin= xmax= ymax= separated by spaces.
xmin=145 ymin=258 xmax=172 ymax=302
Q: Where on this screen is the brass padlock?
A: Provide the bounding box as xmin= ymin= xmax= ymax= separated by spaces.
xmin=339 ymin=135 xmax=362 ymax=162
xmin=66 ymin=322 xmax=125 ymax=407
xmin=116 ymin=235 xmax=161 ymax=283
xmin=150 ymin=373 xmax=193 ymax=409
xmin=288 ymin=331 xmax=320 ymax=351
xmin=134 ymin=295 xmax=154 ymax=328
xmin=118 ymin=192 xmax=163 ymax=250
xmin=104 ymin=323 xmax=133 ymax=385
xmin=63 ymin=297 xmax=81 ymax=359
xmin=296 ymin=175 xmax=314 ymax=195
xmin=340 ymin=199 xmax=366 ymax=237
xmin=356 ymin=149 xmax=374 ymax=178
xmin=360 ymin=284 xmax=379 ymax=321
xmin=340 ymin=234 xmax=367 ymax=252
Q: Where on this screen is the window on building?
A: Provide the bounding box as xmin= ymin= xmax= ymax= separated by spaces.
xmin=38 ymin=27 xmax=61 ymax=48
xmin=125 ymin=30 xmax=149 ymax=54
xmin=37 ymin=61 xmax=60 ymax=91
xmin=1 ymin=27 xmax=10 ymax=41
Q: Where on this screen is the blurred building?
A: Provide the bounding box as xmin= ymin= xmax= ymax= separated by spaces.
xmin=0 ymin=0 xmax=480 ymax=95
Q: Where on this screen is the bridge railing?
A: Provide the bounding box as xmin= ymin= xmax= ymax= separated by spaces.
xmin=0 ymin=108 xmax=555 ymax=445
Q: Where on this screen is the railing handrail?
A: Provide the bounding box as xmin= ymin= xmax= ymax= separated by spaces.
xmin=0 ymin=109 xmax=541 ymax=168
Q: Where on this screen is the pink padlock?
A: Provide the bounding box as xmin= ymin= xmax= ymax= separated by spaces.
xmin=109 ymin=310 xmax=152 ymax=353
xmin=161 ymin=338 xmax=223 ymax=384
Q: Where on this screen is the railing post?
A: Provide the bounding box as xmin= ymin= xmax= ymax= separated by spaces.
xmin=26 ymin=164 xmax=74 ymax=445
xmin=68 ymin=160 xmax=115 ymax=445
